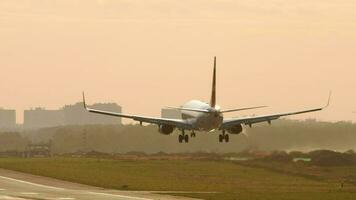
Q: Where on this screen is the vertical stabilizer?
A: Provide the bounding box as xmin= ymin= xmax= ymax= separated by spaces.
xmin=210 ymin=56 xmax=217 ymax=108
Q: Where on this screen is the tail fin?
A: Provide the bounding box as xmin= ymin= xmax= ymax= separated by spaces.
xmin=210 ymin=56 xmax=217 ymax=108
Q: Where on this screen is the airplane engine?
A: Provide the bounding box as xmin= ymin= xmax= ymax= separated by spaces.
xmin=159 ymin=125 xmax=174 ymax=135
xmin=226 ymin=124 xmax=243 ymax=134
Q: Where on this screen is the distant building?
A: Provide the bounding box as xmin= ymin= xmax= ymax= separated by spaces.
xmin=161 ymin=108 xmax=181 ymax=119
xmin=23 ymin=102 xmax=122 ymax=129
xmin=24 ymin=108 xmax=64 ymax=129
xmin=62 ymin=102 xmax=122 ymax=125
xmin=0 ymin=108 xmax=16 ymax=130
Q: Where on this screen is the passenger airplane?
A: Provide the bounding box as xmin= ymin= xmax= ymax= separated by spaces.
xmin=83 ymin=57 xmax=330 ymax=143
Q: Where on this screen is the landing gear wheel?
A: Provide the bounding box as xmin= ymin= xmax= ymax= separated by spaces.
xmin=219 ymin=134 xmax=223 ymax=143
xmin=178 ymin=135 xmax=183 ymax=143
xmin=190 ymin=132 xmax=196 ymax=138
xmin=184 ymin=135 xmax=189 ymax=143
xmin=224 ymin=134 xmax=229 ymax=143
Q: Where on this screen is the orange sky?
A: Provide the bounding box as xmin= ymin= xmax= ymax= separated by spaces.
xmin=1 ymin=0 xmax=356 ymax=123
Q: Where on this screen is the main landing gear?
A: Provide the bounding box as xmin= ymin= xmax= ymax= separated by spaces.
xmin=178 ymin=130 xmax=197 ymax=143
xmin=219 ymin=130 xmax=229 ymax=143
xmin=178 ymin=130 xmax=189 ymax=143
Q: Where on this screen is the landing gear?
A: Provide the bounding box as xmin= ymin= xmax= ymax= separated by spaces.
xmin=224 ymin=134 xmax=229 ymax=142
xmin=178 ymin=130 xmax=189 ymax=143
xmin=219 ymin=130 xmax=230 ymax=143
xmin=219 ymin=134 xmax=223 ymax=143
xmin=179 ymin=135 xmax=183 ymax=143
xmin=190 ymin=131 xmax=196 ymax=138
xmin=184 ymin=134 xmax=189 ymax=143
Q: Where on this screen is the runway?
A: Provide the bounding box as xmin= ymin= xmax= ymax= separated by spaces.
xmin=0 ymin=169 xmax=199 ymax=200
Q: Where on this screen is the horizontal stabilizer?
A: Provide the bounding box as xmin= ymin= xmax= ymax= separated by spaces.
xmin=220 ymin=106 xmax=267 ymax=113
xmin=165 ymin=107 xmax=210 ymax=113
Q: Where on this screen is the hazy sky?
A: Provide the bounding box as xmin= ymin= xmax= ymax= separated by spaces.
xmin=1 ymin=0 xmax=356 ymax=123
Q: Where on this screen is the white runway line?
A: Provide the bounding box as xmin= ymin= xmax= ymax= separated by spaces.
xmin=0 ymin=189 xmax=6 ymax=191
xmin=0 ymin=195 xmax=26 ymax=200
xmin=88 ymin=192 xmax=154 ymax=200
xmin=20 ymin=192 xmax=38 ymax=195
xmin=0 ymin=176 xmax=65 ymax=191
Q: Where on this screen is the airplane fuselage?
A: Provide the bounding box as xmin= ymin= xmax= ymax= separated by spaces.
xmin=181 ymin=100 xmax=223 ymax=131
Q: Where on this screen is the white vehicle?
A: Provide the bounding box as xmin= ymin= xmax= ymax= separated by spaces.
xmin=83 ymin=57 xmax=330 ymax=143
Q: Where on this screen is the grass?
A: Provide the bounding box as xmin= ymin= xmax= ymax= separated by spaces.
xmin=0 ymin=157 xmax=355 ymax=200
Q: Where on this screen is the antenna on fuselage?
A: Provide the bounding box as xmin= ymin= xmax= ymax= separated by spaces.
xmin=210 ymin=56 xmax=217 ymax=108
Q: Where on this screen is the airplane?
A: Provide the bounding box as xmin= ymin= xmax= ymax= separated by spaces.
xmin=82 ymin=57 xmax=331 ymax=143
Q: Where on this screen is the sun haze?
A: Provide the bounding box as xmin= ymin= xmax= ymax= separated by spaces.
xmin=1 ymin=0 xmax=356 ymax=123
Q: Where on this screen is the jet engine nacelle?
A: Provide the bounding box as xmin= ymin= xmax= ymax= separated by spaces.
xmin=226 ymin=124 xmax=243 ymax=134
xmin=159 ymin=125 xmax=174 ymax=135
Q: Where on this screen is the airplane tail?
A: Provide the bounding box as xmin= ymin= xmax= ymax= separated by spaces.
xmin=210 ymin=56 xmax=217 ymax=108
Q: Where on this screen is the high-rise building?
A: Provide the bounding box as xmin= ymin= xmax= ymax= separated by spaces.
xmin=62 ymin=102 xmax=122 ymax=125
xmin=161 ymin=108 xmax=181 ymax=119
xmin=0 ymin=108 xmax=16 ymax=130
xmin=24 ymin=108 xmax=64 ymax=129
xmin=23 ymin=102 xmax=122 ymax=129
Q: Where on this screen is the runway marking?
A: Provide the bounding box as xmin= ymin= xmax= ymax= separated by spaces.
xmin=0 ymin=195 xmax=26 ymax=200
xmin=0 ymin=176 xmax=65 ymax=191
xmin=20 ymin=192 xmax=38 ymax=195
xmin=88 ymin=192 xmax=154 ymax=200
xmin=0 ymin=189 xmax=6 ymax=191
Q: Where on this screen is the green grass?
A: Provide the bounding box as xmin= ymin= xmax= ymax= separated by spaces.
xmin=0 ymin=157 xmax=355 ymax=200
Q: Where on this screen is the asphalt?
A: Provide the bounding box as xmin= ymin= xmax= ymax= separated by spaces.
xmin=0 ymin=169 xmax=200 ymax=200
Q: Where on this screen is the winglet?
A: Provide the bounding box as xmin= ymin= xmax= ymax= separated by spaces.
xmin=82 ymin=91 xmax=87 ymax=110
xmin=323 ymin=90 xmax=332 ymax=109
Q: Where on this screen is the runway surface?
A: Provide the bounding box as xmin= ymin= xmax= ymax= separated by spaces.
xmin=0 ymin=169 xmax=199 ymax=200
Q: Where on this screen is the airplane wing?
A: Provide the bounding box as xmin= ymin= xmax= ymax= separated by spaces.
xmin=82 ymin=93 xmax=194 ymax=130
xmin=221 ymin=92 xmax=331 ymax=130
